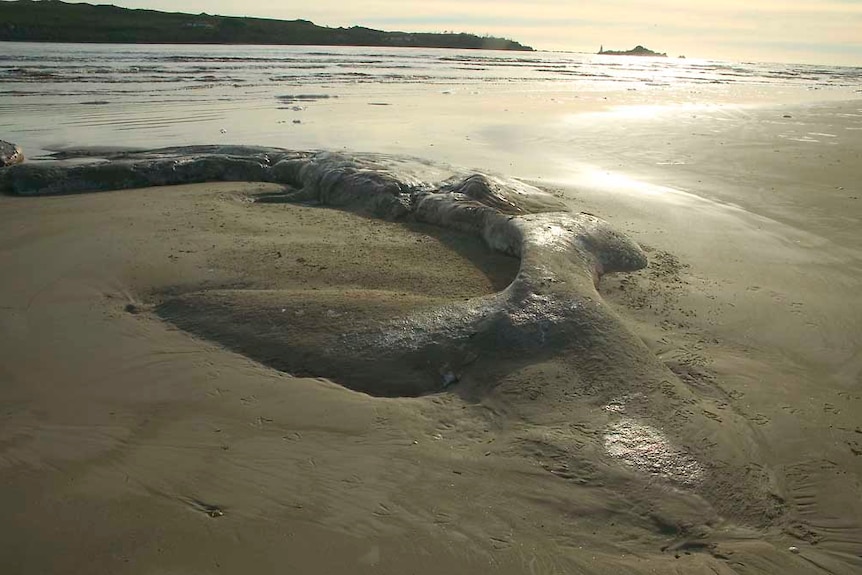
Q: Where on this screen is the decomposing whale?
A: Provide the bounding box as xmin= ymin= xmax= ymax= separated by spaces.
xmin=1 ymin=145 xmax=785 ymax=539
xmin=1 ymin=146 xmax=650 ymax=397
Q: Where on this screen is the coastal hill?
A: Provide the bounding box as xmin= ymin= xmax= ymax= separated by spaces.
xmin=0 ymin=0 xmax=534 ymax=51
xmin=598 ymin=45 xmax=667 ymax=57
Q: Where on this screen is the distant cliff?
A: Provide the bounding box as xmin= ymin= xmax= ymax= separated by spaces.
xmin=598 ymin=45 xmax=667 ymax=57
xmin=0 ymin=1 xmax=534 ymax=51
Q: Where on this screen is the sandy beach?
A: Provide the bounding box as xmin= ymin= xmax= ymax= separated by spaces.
xmin=1 ymin=45 xmax=862 ymax=573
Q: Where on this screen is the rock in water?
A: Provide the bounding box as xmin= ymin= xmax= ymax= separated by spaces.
xmin=0 ymin=140 xmax=24 ymax=167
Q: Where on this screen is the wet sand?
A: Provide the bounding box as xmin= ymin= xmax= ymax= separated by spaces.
xmin=1 ymin=99 xmax=861 ymax=574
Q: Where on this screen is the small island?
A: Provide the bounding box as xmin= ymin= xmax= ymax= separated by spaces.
xmin=598 ymin=45 xmax=667 ymax=57
xmin=0 ymin=0 xmax=533 ymax=51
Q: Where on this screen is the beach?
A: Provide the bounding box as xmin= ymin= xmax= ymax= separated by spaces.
xmin=1 ymin=44 xmax=861 ymax=573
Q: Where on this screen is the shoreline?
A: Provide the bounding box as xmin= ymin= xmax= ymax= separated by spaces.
xmin=1 ymin=53 xmax=861 ymax=573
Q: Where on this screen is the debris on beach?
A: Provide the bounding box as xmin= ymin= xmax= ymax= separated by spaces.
xmin=0 ymin=140 xmax=24 ymax=167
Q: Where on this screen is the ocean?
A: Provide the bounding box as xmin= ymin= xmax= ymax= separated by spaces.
xmin=2 ymin=42 xmax=861 ymax=170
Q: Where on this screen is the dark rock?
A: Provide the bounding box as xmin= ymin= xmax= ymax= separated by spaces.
xmin=598 ymin=45 xmax=667 ymax=57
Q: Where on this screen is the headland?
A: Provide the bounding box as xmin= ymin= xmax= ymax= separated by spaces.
xmin=0 ymin=0 xmax=533 ymax=50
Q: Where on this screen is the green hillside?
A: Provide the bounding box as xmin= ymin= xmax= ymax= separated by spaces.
xmin=0 ymin=0 xmax=534 ymax=50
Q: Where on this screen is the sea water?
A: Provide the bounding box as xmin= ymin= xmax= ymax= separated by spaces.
xmin=1 ymin=42 xmax=860 ymax=171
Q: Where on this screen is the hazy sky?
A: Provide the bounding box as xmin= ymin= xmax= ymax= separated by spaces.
xmin=57 ymin=0 xmax=862 ymax=65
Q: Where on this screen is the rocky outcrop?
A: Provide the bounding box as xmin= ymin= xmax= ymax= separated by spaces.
xmin=598 ymin=45 xmax=667 ymax=57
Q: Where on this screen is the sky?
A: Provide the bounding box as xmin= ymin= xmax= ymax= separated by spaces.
xmin=52 ymin=0 xmax=862 ymax=65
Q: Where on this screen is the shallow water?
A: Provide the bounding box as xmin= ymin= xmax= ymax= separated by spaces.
xmin=4 ymin=43 xmax=860 ymax=92
xmin=2 ymin=42 xmax=861 ymax=164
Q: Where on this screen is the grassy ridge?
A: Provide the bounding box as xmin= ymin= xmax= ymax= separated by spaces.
xmin=0 ymin=0 xmax=534 ymax=50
